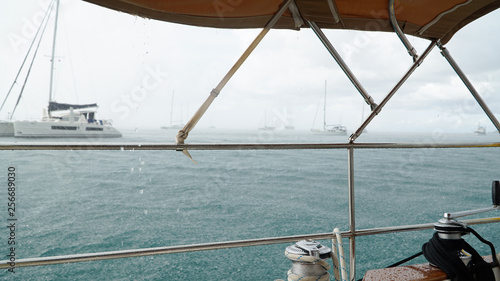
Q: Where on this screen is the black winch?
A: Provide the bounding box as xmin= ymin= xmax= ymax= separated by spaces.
xmin=421 ymin=180 xmax=500 ymax=281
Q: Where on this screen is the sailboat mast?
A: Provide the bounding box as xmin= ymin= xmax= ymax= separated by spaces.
xmin=323 ymin=80 xmax=327 ymax=130
xmin=48 ymin=0 xmax=60 ymax=116
xmin=170 ymin=91 xmax=174 ymax=126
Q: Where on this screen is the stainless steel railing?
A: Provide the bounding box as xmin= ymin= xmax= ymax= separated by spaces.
xmin=0 ymin=216 xmax=498 ymax=269
xmin=1 ymin=141 xmax=499 ymax=278
xmin=0 ymin=141 xmax=499 ymax=151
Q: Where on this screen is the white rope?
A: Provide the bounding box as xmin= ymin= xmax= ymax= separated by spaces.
xmin=332 ymin=228 xmax=348 ymax=281
xmin=331 ymin=234 xmax=341 ymax=281
xmin=284 ymin=250 xmax=331 ymax=281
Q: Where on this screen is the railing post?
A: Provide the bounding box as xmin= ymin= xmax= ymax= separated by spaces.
xmin=348 ymin=146 xmax=356 ymax=280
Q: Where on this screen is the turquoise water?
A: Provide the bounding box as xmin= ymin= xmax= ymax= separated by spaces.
xmin=1 ymin=129 xmax=499 ymax=280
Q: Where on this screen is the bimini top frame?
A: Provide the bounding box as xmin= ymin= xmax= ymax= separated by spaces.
xmin=83 ymin=0 xmax=500 ymax=44
xmin=16 ymin=0 xmax=500 ymax=280
xmin=80 ymin=0 xmax=500 ymax=145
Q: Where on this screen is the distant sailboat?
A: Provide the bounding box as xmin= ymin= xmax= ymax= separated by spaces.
xmin=475 ymin=124 xmax=486 ymax=135
xmin=258 ymin=109 xmax=275 ymax=131
xmin=284 ymin=115 xmax=295 ymax=130
xmin=161 ymin=91 xmax=184 ymax=129
xmin=311 ymin=81 xmax=347 ymax=136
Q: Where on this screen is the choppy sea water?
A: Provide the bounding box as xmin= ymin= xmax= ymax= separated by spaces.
xmin=1 ymin=129 xmax=499 ymax=280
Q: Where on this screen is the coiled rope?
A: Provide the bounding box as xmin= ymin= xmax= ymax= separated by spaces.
xmin=422 ymin=228 xmax=497 ymax=281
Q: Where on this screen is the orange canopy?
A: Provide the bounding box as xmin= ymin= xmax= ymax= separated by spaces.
xmin=83 ymin=0 xmax=500 ymax=43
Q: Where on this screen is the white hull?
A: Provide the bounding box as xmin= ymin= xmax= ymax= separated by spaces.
xmin=14 ymin=120 xmax=122 ymax=138
xmin=161 ymin=124 xmax=183 ymax=130
xmin=0 ymin=121 xmax=14 ymax=137
xmin=475 ymin=126 xmax=486 ymax=135
xmin=311 ymin=129 xmax=347 ymax=136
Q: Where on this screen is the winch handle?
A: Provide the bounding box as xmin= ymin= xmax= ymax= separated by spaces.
xmin=444 ymin=180 xmax=500 ymax=219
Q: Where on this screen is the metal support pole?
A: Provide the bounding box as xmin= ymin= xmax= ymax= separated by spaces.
xmin=349 ymin=41 xmax=436 ymax=143
xmin=176 ymin=0 xmax=293 ymax=144
xmin=388 ymin=0 xmax=418 ymax=61
xmin=308 ymin=21 xmax=377 ymax=111
xmin=437 ymin=41 xmax=500 ymax=134
xmin=348 ymin=147 xmax=356 ymax=281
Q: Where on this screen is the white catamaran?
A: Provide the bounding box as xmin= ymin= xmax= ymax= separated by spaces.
xmin=14 ymin=102 xmax=121 ymax=138
xmin=11 ymin=0 xmax=121 ymax=138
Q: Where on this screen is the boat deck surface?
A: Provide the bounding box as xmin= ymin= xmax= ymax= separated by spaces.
xmin=363 ymin=262 xmax=447 ymax=281
xmin=363 ymin=255 xmax=496 ymax=281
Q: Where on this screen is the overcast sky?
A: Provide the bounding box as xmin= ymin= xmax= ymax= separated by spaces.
xmin=1 ymin=0 xmax=500 ymax=134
